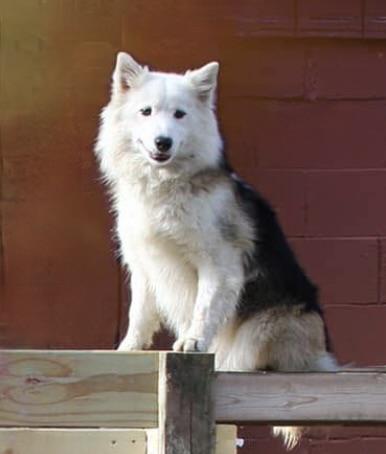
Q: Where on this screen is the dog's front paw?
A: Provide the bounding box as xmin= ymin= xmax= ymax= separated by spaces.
xmin=173 ymin=337 xmax=207 ymax=353
xmin=117 ymin=342 xmax=138 ymax=352
xmin=117 ymin=337 xmax=145 ymax=352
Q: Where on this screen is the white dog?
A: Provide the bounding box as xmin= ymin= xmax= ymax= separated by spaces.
xmin=95 ymin=52 xmax=337 ymax=449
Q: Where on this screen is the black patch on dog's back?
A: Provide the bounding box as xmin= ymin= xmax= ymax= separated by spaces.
xmin=227 ymin=171 xmax=332 ymax=350
xmin=235 ymin=180 xmax=318 ymax=311
xmin=218 ymin=152 xmax=332 ymax=351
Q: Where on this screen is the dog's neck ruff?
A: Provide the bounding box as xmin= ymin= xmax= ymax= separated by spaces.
xmin=119 ymin=143 xmax=226 ymax=193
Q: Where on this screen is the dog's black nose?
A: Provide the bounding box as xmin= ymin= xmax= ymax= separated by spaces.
xmin=155 ymin=136 xmax=173 ymax=152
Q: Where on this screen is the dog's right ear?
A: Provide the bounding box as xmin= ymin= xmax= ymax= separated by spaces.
xmin=185 ymin=62 xmax=219 ymax=106
xmin=112 ymin=52 xmax=147 ymax=94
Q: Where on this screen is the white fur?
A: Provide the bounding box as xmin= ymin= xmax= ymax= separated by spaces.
xmin=113 ymin=174 xmax=248 ymax=352
xmin=96 ymin=53 xmax=336 ymax=450
xmin=96 ymin=53 xmax=248 ymax=354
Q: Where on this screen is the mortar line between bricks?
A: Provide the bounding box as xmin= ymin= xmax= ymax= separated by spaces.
xmin=324 ymin=302 xmax=384 ymax=308
xmin=288 ymin=236 xmax=382 ymax=240
xmin=294 ymin=0 xmax=299 ymax=37
xmin=224 ymin=95 xmax=386 ymax=102
xmin=360 ymin=0 xmax=366 ymax=38
xmin=258 ymin=168 xmax=386 ymax=172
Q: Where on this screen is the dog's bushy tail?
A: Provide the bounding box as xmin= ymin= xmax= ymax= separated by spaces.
xmin=273 ymin=352 xmax=339 ymax=450
xmin=272 ymin=426 xmax=304 ymax=450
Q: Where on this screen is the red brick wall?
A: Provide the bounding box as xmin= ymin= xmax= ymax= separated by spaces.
xmin=223 ymin=35 xmax=386 ymax=451
xmin=230 ymin=38 xmax=386 ymax=369
xmin=1 ymin=1 xmax=386 ymax=452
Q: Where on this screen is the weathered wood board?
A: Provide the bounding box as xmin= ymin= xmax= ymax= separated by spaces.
xmin=158 ymin=353 xmax=215 ymax=454
xmin=214 ymin=371 xmax=386 ymax=424
xmin=147 ymin=425 xmax=236 ymax=454
xmin=0 ymin=350 xmax=158 ymax=427
xmin=0 ymin=426 xmax=236 ymax=454
xmin=0 ymin=429 xmax=147 ymax=454
xmin=214 ymin=425 xmax=237 ymax=454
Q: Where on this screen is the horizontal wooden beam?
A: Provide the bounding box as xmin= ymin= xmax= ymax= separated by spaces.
xmin=0 ymin=428 xmax=148 ymax=454
xmin=0 ymin=350 xmax=159 ymax=428
xmin=4 ymin=350 xmax=386 ymax=429
xmin=214 ymin=371 xmax=386 ymax=425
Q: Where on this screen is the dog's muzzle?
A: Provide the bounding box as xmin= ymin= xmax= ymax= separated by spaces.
xmin=148 ymin=136 xmax=173 ymax=162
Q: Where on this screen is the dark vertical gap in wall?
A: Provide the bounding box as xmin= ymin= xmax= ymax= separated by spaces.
xmin=294 ymin=0 xmax=299 ymax=37
xmin=377 ymin=238 xmax=382 ymax=304
xmin=115 ymin=261 xmax=123 ymax=348
xmin=361 ymin=0 xmax=366 ymax=38
xmin=0 ymin=16 xmax=7 ymax=345
xmin=0 ymin=17 xmax=5 ymax=292
xmin=115 ymin=9 xmax=126 ymax=349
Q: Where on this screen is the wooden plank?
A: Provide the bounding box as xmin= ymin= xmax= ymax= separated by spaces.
xmin=0 ymin=350 xmax=158 ymax=428
xmin=158 ymin=352 xmax=215 ymax=454
xmin=0 ymin=426 xmax=236 ymax=454
xmin=214 ymin=371 xmax=386 ymax=424
xmin=215 ymin=425 xmax=237 ymax=454
xmin=147 ymin=425 xmax=236 ymax=454
xmin=0 ymin=428 xmax=147 ymax=454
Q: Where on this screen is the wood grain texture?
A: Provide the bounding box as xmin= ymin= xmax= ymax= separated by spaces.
xmin=158 ymin=352 xmax=215 ymax=454
xmin=0 ymin=429 xmax=147 ymax=454
xmin=214 ymin=371 xmax=386 ymax=424
xmin=0 ymin=350 xmax=158 ymax=428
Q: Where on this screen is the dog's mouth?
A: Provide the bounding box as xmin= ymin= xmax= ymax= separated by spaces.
xmin=149 ymin=152 xmax=171 ymax=163
xmin=138 ymin=140 xmax=173 ymax=165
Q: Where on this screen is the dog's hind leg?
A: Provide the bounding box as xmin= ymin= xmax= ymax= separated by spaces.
xmin=271 ymin=348 xmax=338 ymax=450
xmin=263 ymin=308 xmax=337 ymax=450
xmin=213 ymin=308 xmax=337 ymax=450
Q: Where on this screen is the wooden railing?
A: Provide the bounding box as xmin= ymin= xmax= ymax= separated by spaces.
xmin=0 ymin=350 xmax=385 ymax=453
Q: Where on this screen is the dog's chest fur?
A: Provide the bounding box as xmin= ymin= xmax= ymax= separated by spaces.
xmin=115 ymin=177 xmax=232 ymax=334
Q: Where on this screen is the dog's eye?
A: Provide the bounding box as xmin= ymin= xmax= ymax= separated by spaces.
xmin=140 ymin=107 xmax=152 ymax=116
xmin=174 ymin=109 xmax=186 ymax=119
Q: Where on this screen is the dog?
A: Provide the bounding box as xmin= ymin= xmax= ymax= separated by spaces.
xmin=95 ymin=52 xmax=337 ymax=449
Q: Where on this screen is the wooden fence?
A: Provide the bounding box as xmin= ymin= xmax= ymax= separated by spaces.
xmin=0 ymin=350 xmax=385 ymax=453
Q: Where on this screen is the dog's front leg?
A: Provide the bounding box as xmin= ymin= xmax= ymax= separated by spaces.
xmin=173 ymin=259 xmax=242 ymax=353
xmin=118 ymin=270 xmax=160 ymax=351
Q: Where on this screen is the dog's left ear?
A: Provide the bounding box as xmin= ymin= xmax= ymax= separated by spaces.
xmin=112 ymin=52 xmax=147 ymax=95
xmin=185 ymin=62 xmax=219 ymax=106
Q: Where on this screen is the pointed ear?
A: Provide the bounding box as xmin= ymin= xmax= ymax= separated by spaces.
xmin=112 ymin=52 xmax=147 ymax=94
xmin=185 ymin=61 xmax=219 ymax=105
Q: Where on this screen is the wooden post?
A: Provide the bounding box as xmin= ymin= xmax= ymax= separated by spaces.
xmin=158 ymin=352 xmax=215 ymax=454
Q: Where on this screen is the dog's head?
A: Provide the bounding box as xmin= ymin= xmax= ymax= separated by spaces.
xmin=106 ymin=52 xmax=222 ymax=172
